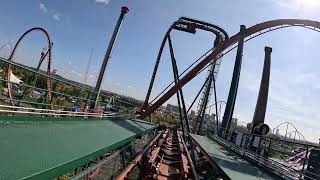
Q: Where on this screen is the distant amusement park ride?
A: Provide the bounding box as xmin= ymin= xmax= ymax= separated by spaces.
xmin=273 ymin=121 xmax=306 ymax=141
xmin=5 ymin=27 xmax=53 ymax=106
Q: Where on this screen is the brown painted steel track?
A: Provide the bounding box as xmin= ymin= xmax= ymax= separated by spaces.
xmin=140 ymin=19 xmax=320 ymax=119
xmin=117 ymin=128 xmax=197 ymax=180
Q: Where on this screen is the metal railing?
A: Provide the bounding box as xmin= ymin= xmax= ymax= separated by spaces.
xmin=0 ymin=57 xmax=139 ymax=113
xmin=69 ymin=130 xmax=156 ymax=180
xmin=204 ymin=126 xmax=320 ymax=180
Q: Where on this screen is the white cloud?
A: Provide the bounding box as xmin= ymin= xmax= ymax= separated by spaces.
xmin=269 ymin=0 xmax=320 ymax=13
xmin=95 ymin=0 xmax=111 ymax=5
xmin=39 ymin=2 xmax=48 ymax=13
xmin=52 ymin=13 xmax=61 ymax=21
xmin=39 ymin=2 xmax=62 ymax=21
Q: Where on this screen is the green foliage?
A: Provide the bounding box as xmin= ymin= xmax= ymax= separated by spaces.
xmin=271 ymin=152 xmax=285 ymax=160
xmin=152 ymin=114 xmax=180 ymax=125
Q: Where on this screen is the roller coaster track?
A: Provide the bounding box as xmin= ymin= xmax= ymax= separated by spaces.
xmin=117 ymin=128 xmax=198 ymax=179
xmin=117 ymin=127 xmax=233 ymax=179
xmin=140 ymin=19 xmax=320 ymax=119
xmin=142 ymin=17 xmax=228 ymax=109
xmin=6 ymin=27 xmax=52 ymax=106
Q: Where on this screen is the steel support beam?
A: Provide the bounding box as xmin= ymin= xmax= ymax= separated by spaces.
xmin=209 ymin=38 xmax=220 ymax=135
xmin=195 ymin=37 xmax=221 ymax=135
xmin=213 ymin=78 xmax=219 ymax=134
xmin=196 ymin=61 xmax=215 ymax=135
xmin=141 ymin=17 xmax=228 ymax=116
xmin=142 ymin=30 xmax=171 ymax=110
xmin=168 ymin=35 xmax=190 ymax=135
xmin=252 ymin=47 xmax=272 ymax=128
xmin=186 ymin=74 xmax=211 ymax=113
xmin=219 ymin=25 xmax=246 ymax=137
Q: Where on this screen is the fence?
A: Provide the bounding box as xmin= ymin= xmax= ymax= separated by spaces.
xmin=204 ymin=126 xmax=320 ymax=180
xmin=0 ymin=57 xmax=139 ymax=113
xmin=67 ymin=130 xmax=157 ymax=180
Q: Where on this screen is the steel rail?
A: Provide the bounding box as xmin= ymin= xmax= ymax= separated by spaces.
xmin=0 ymin=96 xmax=69 ymax=109
xmin=208 ymin=133 xmax=302 ymax=179
xmin=179 ymin=17 xmax=229 ymax=40
xmin=147 ymin=16 xmax=229 ymax=105
xmin=0 ymin=104 xmax=115 ymax=115
xmin=0 ymin=57 xmax=97 ymax=95
xmin=180 ymin=134 xmax=199 ymax=180
xmin=149 ymin=48 xmax=222 ymax=108
xmin=143 ymin=17 xmax=229 ymax=109
xmin=140 ymin=19 xmax=320 ymax=119
xmin=117 ymin=131 xmax=164 ymax=179
xmin=149 ymin=47 xmax=215 ymax=105
xmin=189 ymin=134 xmax=231 ymax=180
xmin=0 ymin=109 xmax=120 ymax=117
xmin=0 ymin=62 xmax=138 ymax=110
xmin=0 ymin=58 xmax=138 ymax=108
xmin=0 ymin=77 xmax=96 ymax=103
xmin=147 ymin=24 xmax=288 ymax=107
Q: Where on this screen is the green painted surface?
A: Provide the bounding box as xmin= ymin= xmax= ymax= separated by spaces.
xmin=190 ymin=134 xmax=280 ymax=180
xmin=0 ymin=116 xmax=155 ymax=180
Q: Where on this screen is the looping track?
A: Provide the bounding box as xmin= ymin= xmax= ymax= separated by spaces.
xmin=6 ymin=27 xmax=52 ymax=105
xmin=140 ymin=19 xmax=320 ymax=119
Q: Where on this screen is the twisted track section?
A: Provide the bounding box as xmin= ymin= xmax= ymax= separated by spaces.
xmin=7 ymin=27 xmax=52 ymax=106
xmin=140 ymin=19 xmax=320 ymax=119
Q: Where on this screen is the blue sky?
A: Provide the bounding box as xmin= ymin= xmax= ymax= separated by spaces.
xmin=0 ymin=0 xmax=320 ymax=142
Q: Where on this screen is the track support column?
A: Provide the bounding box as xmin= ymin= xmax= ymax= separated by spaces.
xmin=219 ymin=25 xmax=246 ymax=138
xmin=168 ymin=35 xmax=190 ymax=136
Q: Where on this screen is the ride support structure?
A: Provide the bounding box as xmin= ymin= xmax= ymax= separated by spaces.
xmin=141 ymin=17 xmax=229 ymax=135
xmin=219 ymin=25 xmax=246 ymax=137
xmin=139 ymin=19 xmax=320 ymax=129
xmin=91 ymin=6 xmax=129 ymax=110
xmin=194 ymin=37 xmax=222 ymax=135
